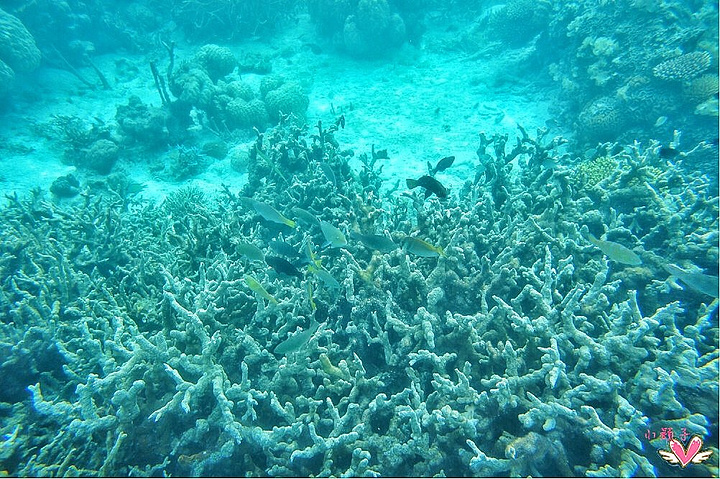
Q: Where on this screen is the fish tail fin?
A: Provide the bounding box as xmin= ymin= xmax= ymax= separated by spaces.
xmin=285 ymin=218 xmax=296 ymax=229
xmin=406 ymin=178 xmax=418 ymax=189
xmin=427 ymin=161 xmax=434 ymax=175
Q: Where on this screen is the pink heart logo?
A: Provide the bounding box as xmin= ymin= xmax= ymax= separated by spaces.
xmin=669 ymin=436 xmax=702 ymax=467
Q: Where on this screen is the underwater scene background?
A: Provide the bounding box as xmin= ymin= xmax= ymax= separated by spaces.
xmin=0 ymin=0 xmax=718 ymax=477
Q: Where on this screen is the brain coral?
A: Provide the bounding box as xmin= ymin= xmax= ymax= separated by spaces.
xmin=194 ymin=44 xmax=237 ymax=82
xmin=227 ymin=98 xmax=268 ymax=129
xmin=683 ymin=74 xmax=719 ymax=103
xmin=220 ymin=80 xmax=255 ymax=101
xmin=487 ymin=0 xmax=549 ymax=43
xmin=264 ymin=81 xmax=309 ymax=122
xmin=170 ymin=63 xmax=215 ymax=109
xmin=0 ymin=60 xmax=14 ymax=96
xmin=0 ymin=8 xmax=41 ymax=73
xmin=652 ymin=51 xmax=712 ymax=81
xmin=0 ymin=7 xmax=41 ymax=95
xmin=577 ymin=97 xmax=625 ymax=142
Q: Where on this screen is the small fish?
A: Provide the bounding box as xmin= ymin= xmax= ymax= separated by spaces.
xmin=406 ymin=175 xmax=448 ymax=199
xmin=664 ymin=263 xmax=719 ymax=298
xmin=319 ymin=163 xmax=337 ymax=187
xmin=269 ymin=239 xmax=301 ymax=259
xmin=274 ymin=320 xmax=320 ymax=355
xmin=266 ymin=255 xmax=303 ymax=278
xmin=308 ymin=264 xmax=341 ymax=290
xmin=427 ymin=155 xmax=455 ymax=175
xmin=302 ymin=237 xmax=322 ymax=268
xmin=319 ymin=353 xmax=349 ymax=380
xmin=658 ymin=146 xmax=679 ymax=159
xmin=586 ymin=233 xmax=642 ymax=265
xmin=236 ymin=242 xmax=265 ymax=262
xmin=306 ymin=280 xmax=316 ymax=311
xmin=349 ymin=230 xmax=397 ymax=253
xmin=320 ymin=221 xmax=347 ymax=248
xmin=292 ymin=206 xmax=320 ymax=227
xmin=402 ymin=236 xmax=446 ymax=258
xmin=654 ymin=116 xmax=668 ymax=127
xmin=244 ymin=275 xmax=278 ymax=304
xmin=251 ymin=200 xmax=295 ymax=228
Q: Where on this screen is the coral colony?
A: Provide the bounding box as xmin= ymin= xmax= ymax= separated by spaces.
xmin=0 ymin=0 xmax=718 ymax=477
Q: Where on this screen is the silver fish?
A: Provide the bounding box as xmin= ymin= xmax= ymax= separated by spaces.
xmin=664 ymin=263 xmax=719 ymax=298
xmin=274 ymin=321 xmax=321 ymax=354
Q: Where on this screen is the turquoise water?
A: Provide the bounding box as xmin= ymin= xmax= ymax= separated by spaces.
xmin=0 ymin=1 xmax=718 ymax=477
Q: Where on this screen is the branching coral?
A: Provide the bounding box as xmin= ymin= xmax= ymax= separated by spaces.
xmin=653 ymin=51 xmax=713 ymax=82
xmin=0 ymin=124 xmax=716 ymax=477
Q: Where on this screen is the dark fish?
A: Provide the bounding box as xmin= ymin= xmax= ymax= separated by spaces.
xmin=664 ymin=263 xmax=719 ymax=298
xmin=266 ymin=255 xmax=303 ymax=278
xmin=658 ymin=146 xmax=679 ymax=159
xmin=291 ymin=206 xmax=320 ymax=226
xmin=269 ymin=240 xmax=301 ymax=259
xmin=427 ymin=156 xmax=455 ymax=175
xmin=406 ymin=175 xmax=448 ymax=199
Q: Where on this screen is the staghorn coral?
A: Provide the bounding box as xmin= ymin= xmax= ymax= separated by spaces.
xmin=0 ymin=124 xmax=716 ymax=477
xmin=652 ymin=51 xmax=712 ymax=81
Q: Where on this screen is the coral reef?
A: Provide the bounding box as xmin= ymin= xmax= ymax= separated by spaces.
xmin=0 ymin=123 xmax=716 ymax=477
xmin=115 ymin=96 xmax=170 ymax=149
xmin=170 ymin=0 xmax=300 ymax=41
xmin=446 ymin=0 xmax=720 ymax=153
xmin=262 ymin=79 xmax=309 ymax=122
xmin=0 ymin=7 xmax=40 ymax=95
xmin=653 ymin=51 xmax=713 ymax=82
xmin=194 ymin=44 xmax=237 ymax=82
xmin=308 ymin=0 xmax=411 ymax=57
xmin=577 ymin=96 xmax=626 ymax=144
xmin=485 ymin=0 xmax=551 ymax=45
